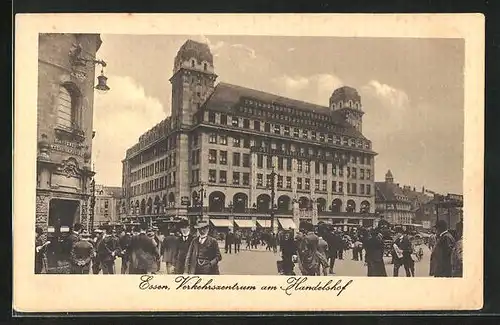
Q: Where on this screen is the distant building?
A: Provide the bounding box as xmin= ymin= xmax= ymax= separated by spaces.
xmin=93 ymin=185 xmax=122 ymax=226
xmin=121 ymin=39 xmax=377 ymax=232
xmin=375 ymin=170 xmax=414 ymax=225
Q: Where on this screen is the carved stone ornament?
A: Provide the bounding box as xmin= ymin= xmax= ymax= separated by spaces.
xmin=71 ymin=70 xmax=87 ymax=82
xmin=37 ymin=134 xmax=50 ymax=160
xmin=57 ymin=157 xmax=80 ymax=178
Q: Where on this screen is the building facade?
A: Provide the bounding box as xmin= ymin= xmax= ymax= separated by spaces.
xmin=93 ymin=185 xmax=122 ymax=226
xmin=121 ymin=40 xmax=377 ymax=232
xmin=36 ymin=33 xmax=103 ymax=232
xmin=375 ymin=170 xmax=415 ymax=225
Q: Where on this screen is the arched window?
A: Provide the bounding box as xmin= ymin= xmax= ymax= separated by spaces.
xmin=331 ymin=199 xmax=342 ymax=213
xmin=191 ymin=59 xmax=195 ymax=68
xmin=338 ymin=101 xmax=343 ymax=109
xmin=203 ymin=63 xmax=207 ymax=71
xmin=57 ymin=86 xmax=74 ymax=129
xmin=348 ymin=100 xmax=353 ymax=108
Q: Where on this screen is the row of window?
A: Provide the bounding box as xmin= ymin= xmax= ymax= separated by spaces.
xmin=207 ymin=170 xmax=250 ymax=185
xmin=130 ymin=152 xmax=177 ymax=183
xmin=206 ymin=111 xmax=370 ymax=149
xmin=207 ymin=150 xmax=251 ymax=167
xmin=130 ymin=172 xmax=177 ymax=196
xmin=204 ymin=170 xmax=371 ymax=195
xmin=203 ymin=133 xmax=373 ymax=166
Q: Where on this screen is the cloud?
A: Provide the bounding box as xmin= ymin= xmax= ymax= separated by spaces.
xmin=362 ymin=80 xmax=410 ymax=110
xmin=92 ymin=75 xmax=166 ymax=186
xmin=270 ymin=73 xmax=344 ymax=106
xmin=230 ymin=44 xmax=257 ymax=59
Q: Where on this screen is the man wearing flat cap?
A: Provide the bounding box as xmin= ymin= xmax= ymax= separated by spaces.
xmin=430 ymin=219 xmax=456 ymax=277
xmin=184 ymin=220 xmax=222 ymax=275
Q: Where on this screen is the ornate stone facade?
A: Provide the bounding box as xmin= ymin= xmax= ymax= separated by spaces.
xmin=36 ymin=33 xmax=102 ymax=231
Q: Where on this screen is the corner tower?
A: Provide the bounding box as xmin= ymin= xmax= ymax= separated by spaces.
xmin=329 ymin=86 xmax=364 ymax=133
xmin=170 ymin=40 xmax=218 ymax=126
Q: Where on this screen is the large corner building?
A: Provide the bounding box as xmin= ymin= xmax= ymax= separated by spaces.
xmin=121 ymin=40 xmax=377 ymax=232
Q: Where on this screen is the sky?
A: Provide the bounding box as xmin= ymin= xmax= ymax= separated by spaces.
xmin=92 ymin=34 xmax=464 ymax=195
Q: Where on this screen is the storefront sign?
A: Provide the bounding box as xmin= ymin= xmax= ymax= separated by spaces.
xmin=50 ymin=139 xmax=84 ymax=157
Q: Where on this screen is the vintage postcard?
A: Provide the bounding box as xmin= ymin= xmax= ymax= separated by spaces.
xmin=13 ymin=14 xmax=484 ymax=312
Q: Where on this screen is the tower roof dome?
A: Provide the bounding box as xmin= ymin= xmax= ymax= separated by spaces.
xmin=174 ymin=39 xmax=213 ymax=66
xmin=330 ymin=86 xmax=361 ymax=103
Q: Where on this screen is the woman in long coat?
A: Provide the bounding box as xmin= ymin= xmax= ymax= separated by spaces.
xmin=364 ymin=230 xmax=387 ymax=277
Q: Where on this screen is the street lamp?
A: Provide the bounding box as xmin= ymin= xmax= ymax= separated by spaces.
xmin=269 ymin=166 xmax=277 ymax=231
xmin=195 ymin=182 xmax=207 ymax=224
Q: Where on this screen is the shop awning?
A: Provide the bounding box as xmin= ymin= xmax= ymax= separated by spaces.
xmin=210 ymin=219 xmax=233 ymax=227
xmin=257 ymin=219 xmax=272 ymax=228
xmin=278 ymin=218 xmax=297 ymax=229
xmin=234 ymin=219 xmax=255 ymax=228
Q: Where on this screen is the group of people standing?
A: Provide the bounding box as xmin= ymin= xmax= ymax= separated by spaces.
xmin=34 ymin=219 xmax=223 ymax=275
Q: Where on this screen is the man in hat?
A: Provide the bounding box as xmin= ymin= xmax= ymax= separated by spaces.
xmin=118 ymin=226 xmax=132 ymax=274
xmin=174 ymin=219 xmax=193 ymax=274
xmin=162 ymin=227 xmax=179 ymax=274
xmin=295 ymin=221 xmax=321 ymax=276
xmin=392 ymin=227 xmax=412 ymax=277
xmin=96 ymin=226 xmax=120 ymax=274
xmin=35 ymin=226 xmax=49 ymax=274
xmin=70 ymin=230 xmax=95 ymax=274
xmin=129 ymin=223 xmax=160 ymax=274
xmin=430 ymin=220 xmax=456 ymax=277
xmin=184 ymin=220 xmax=222 ymax=275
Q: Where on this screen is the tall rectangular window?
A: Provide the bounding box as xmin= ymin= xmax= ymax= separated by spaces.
xmin=286 ymin=158 xmax=292 ymax=171
xmin=339 ymin=166 xmax=344 ymax=177
xmin=220 ymin=135 xmax=228 ymax=145
xmin=243 ymin=173 xmax=250 ymax=185
xmin=278 ymin=157 xmax=284 ymax=170
xmin=302 ymin=130 xmax=308 ymax=139
xmin=277 ymin=175 xmax=283 ymax=188
xmin=243 ymin=154 xmax=250 ymax=167
xmin=351 ymin=183 xmax=357 ymax=194
xmin=254 ymin=120 xmax=261 ymax=131
xmin=209 ymin=133 xmax=217 ymax=144
xmin=220 ymin=151 xmax=227 ymax=165
xmin=257 ymin=154 xmax=263 ymax=168
xmin=284 ymin=126 xmax=290 ymax=136
xmin=233 ymin=152 xmax=241 ymax=166
xmin=315 ymin=179 xmax=320 ymax=191
xmin=338 ymin=181 xmax=344 ymax=193
xmin=220 ymin=114 xmax=227 ymax=125
xmin=208 ymin=111 xmax=216 ymax=123
xmin=315 ymin=161 xmax=320 ymax=174
xmin=243 ymin=137 xmax=250 ymax=148
xmin=360 ymin=184 xmax=365 ymax=195
xmin=293 ymin=128 xmax=299 ymax=137
xmin=360 ymin=169 xmax=365 ymax=180
xmin=264 ymin=123 xmax=271 ymax=132
xmin=322 ymin=180 xmax=327 ymax=192
xmin=257 ymin=173 xmax=263 ymax=186
xmin=232 ymin=172 xmax=240 ymax=185
xmin=266 ymin=155 xmax=273 ymax=169
xmin=332 ymin=164 xmax=337 ymax=176
xmin=311 ymin=131 xmax=317 ymax=140
xmin=332 ymin=181 xmax=337 ymax=193
xmin=366 ymin=169 xmax=371 ymax=180
xmin=366 ymin=184 xmax=371 ymax=195
xmin=352 ymin=168 xmax=357 ymax=179
xmin=286 ymin=176 xmax=292 ymax=189
xmin=208 ymin=149 xmax=217 ymax=163
xmin=305 ymin=178 xmax=310 ymax=190
xmin=243 ymin=119 xmax=250 ymax=129
xmin=297 ymin=160 xmax=303 ymax=172
xmin=297 ymin=177 xmax=302 ymax=190
xmin=274 ymin=124 xmax=281 ymax=134
xmin=219 ymin=171 xmax=227 ymax=183
xmin=305 ymin=161 xmax=310 ymax=173
xmin=232 ymin=117 xmax=239 ymax=127
xmin=322 ymin=163 xmax=327 ymax=175
xmin=233 ymin=136 xmax=241 ymax=147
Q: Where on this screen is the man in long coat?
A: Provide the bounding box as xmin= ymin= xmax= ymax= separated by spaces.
xmin=162 ymin=229 xmax=179 ymax=274
xmin=364 ymin=229 xmax=387 ymax=276
xmin=96 ymin=227 xmax=120 ymax=274
xmin=295 ymin=222 xmax=321 ymax=276
xmin=70 ymin=231 xmax=95 ymax=274
xmin=430 ymin=220 xmax=456 ymax=277
xmin=129 ymin=224 xmax=160 ymax=274
xmin=184 ymin=221 xmax=222 ymax=275
xmin=174 ymin=219 xmax=194 ymax=274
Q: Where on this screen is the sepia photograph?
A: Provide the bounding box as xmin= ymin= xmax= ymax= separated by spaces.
xmin=14 ymin=14 xmax=484 ymax=312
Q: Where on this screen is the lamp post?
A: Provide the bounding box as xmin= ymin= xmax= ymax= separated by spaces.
xmin=89 ymin=178 xmax=96 ymax=232
xmin=197 ymin=182 xmax=207 ymax=223
xmin=269 ymin=167 xmax=277 ymax=231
